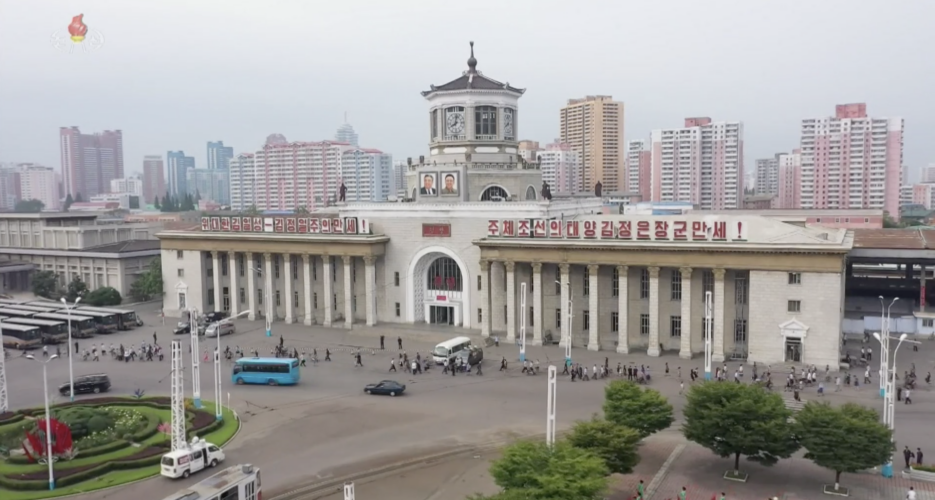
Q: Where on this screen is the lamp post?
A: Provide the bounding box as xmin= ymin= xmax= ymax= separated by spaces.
xmin=249 ymin=265 xmax=272 ymax=337
xmin=213 ymin=311 xmax=248 ymax=420
xmin=26 ymin=354 xmax=59 ymax=490
xmin=519 ymin=282 xmax=527 ymax=363
xmin=555 ymin=280 xmax=572 ymax=364
xmin=874 ymin=331 xmax=907 ymax=478
xmin=0 ymin=318 xmax=8 ymax=413
xmin=704 ymin=291 xmax=713 ymax=380
xmin=546 ymin=365 xmax=557 ymax=448
xmin=60 ymin=297 xmax=81 ymax=402
xmin=189 ymin=307 xmax=202 ymax=408
xmin=877 ymin=296 xmax=898 ymax=398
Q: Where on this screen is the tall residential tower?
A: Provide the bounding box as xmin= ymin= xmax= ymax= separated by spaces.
xmin=560 ymin=95 xmax=625 ymax=192
xmin=59 ymin=127 xmax=124 ymax=199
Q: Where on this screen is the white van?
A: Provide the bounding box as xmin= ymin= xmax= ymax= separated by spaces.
xmin=205 ymin=322 xmax=235 ymax=338
xmin=432 ymin=336 xmax=472 ymax=365
xmin=161 ymin=438 xmax=225 ymax=479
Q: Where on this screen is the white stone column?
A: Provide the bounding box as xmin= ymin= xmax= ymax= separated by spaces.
xmin=343 ymin=255 xmax=353 ymax=328
xmin=679 ymin=267 xmax=693 ymax=359
xmin=505 ymin=261 xmax=516 ymax=342
xmin=284 ymin=254 xmax=295 ymax=324
xmin=246 ymin=252 xmax=256 ymax=320
xmin=323 ymin=255 xmax=333 ymax=327
xmin=616 ymin=265 xmax=629 ymax=354
xmin=587 ymin=264 xmax=600 ymax=351
xmin=532 ymin=262 xmax=543 ymax=345
xmin=303 ymin=254 xmax=314 ymax=326
xmin=712 ymin=268 xmax=726 ymax=363
xmin=364 ymin=256 xmax=376 ymax=326
xmin=647 ymin=266 xmax=661 ymax=357
xmin=264 ymin=253 xmax=275 ymax=320
xmin=559 ymin=263 xmax=571 ymax=348
xmin=228 ymin=251 xmax=238 ymax=316
xmin=211 ymin=251 xmax=222 ymax=313
xmin=491 ymin=262 xmax=505 ymax=331
xmin=480 ymin=260 xmax=491 ymax=337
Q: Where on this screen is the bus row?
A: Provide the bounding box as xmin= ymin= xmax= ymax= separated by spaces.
xmin=0 ymin=299 xmax=141 ymax=350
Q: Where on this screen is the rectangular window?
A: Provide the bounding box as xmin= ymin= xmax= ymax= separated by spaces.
xmin=312 ymin=260 xmax=317 ymax=281
xmin=670 ymin=269 xmax=682 ymax=301
xmin=734 ymin=276 xmax=748 ymax=305
xmin=332 ymin=257 xmax=337 ymax=282
xmin=670 ymin=315 xmax=682 ymax=337
xmin=612 ymin=267 xmax=619 ymax=297
xmin=640 ymin=313 xmax=650 ymax=335
xmin=583 ymin=273 xmax=589 ymax=296
xmin=530 ymin=276 xmax=534 ymax=293
xmin=504 ymin=305 xmax=508 ymax=323
xmin=788 ymin=300 xmax=801 ymax=312
xmin=611 ymin=311 xmax=619 ymax=332
xmin=208 ymin=289 xmax=214 ymax=306
xmin=238 ymin=254 xmax=245 ymax=277
xmin=334 ymin=294 xmax=337 ymax=310
xmin=700 ymin=317 xmax=713 ymax=340
xmin=221 ymin=254 xmax=228 ymax=276
xmin=395 ymin=303 xmax=401 ymax=317
xmin=274 ymin=256 xmax=280 ymax=279
xmin=239 ymin=287 xmax=245 ymax=304
xmin=477 ymin=275 xmax=482 ymax=291
xmin=177 ymin=269 xmax=184 ymax=277
xmin=788 ymin=272 xmax=801 ymax=285
xmin=583 ymin=310 xmax=590 ymax=330
xmin=478 ymin=308 xmax=482 ymax=323
xmin=292 ymin=255 xmax=299 ymax=280
xmin=293 ymin=291 xmax=299 ymax=308
xmin=257 ymin=289 xmax=263 ymax=305
xmin=640 ymin=268 xmax=649 ymax=299
xmin=734 ymin=319 xmax=748 ymax=344
xmin=176 ymin=250 xmax=184 ymax=259
xmin=702 ymin=270 xmax=714 ymax=296
xmin=924 ymin=319 xmax=934 ymax=328
xmin=395 ymin=272 xmax=400 ymax=287
xmin=313 ymin=293 xmax=318 ymax=309
xmin=352 ymin=296 xmax=357 ymax=312
xmin=178 ymin=292 xmax=187 ymax=310
xmin=207 ymin=267 xmax=213 ymax=278
xmin=352 ymin=263 xmax=356 ymax=283
xmin=275 ymin=290 xmax=281 ymax=306
xmin=555 ymin=270 xmax=562 ymax=294
xmin=555 ymin=308 xmax=562 ymax=328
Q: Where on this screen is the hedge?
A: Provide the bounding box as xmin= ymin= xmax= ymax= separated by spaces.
xmin=914 ymin=464 xmax=935 ymax=473
xmin=18 ymin=398 xmax=171 ymax=417
xmin=6 ymin=437 xmax=132 ymax=465
xmin=0 ymin=413 xmax=24 ymax=426
xmin=0 ymin=446 xmax=166 ymax=491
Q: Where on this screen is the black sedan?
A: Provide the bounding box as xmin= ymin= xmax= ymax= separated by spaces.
xmin=173 ymin=322 xmax=206 ymax=335
xmin=364 ymin=380 xmax=406 ymax=397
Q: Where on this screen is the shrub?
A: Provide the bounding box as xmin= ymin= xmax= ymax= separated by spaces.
xmin=913 ymin=464 xmax=935 ymax=473
xmin=0 ymin=446 xmax=166 ymax=490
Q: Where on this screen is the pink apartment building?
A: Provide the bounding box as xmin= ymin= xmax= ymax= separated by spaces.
xmin=60 ymin=127 xmax=124 ymax=199
xmin=142 ymin=155 xmax=165 ymax=205
xmin=799 ymin=103 xmax=903 ymax=215
xmin=649 ymin=117 xmax=744 ymax=210
xmin=537 ymin=140 xmax=581 ymax=194
xmin=626 ymin=139 xmax=651 ymax=200
xmin=775 ymin=149 xmax=802 ymax=209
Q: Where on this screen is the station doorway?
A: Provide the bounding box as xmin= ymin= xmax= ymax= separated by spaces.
xmin=429 ymin=305 xmax=454 ymax=325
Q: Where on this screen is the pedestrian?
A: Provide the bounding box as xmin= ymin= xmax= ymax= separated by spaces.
xmin=904 ymin=446 xmax=914 ymax=469
xmin=279 ymin=334 xmax=284 ymax=348
xmin=679 ymin=486 xmax=686 ymax=500
xmin=679 ymin=381 xmax=684 ymax=395
xmin=389 ymin=358 xmax=396 ymax=372
xmin=355 ymin=352 xmax=363 ymax=367
xmin=835 ymin=376 xmax=842 ymax=392
xmin=907 ymin=486 xmax=916 ymax=500
xmin=719 ymin=493 xmax=726 ymax=500
xmin=905 ymin=388 xmax=912 ymax=404
xmin=153 ymin=332 xmax=158 ymax=345
xmin=74 ymin=341 xmax=79 ymax=354
xmin=325 ymin=348 xmax=331 ymax=361
xmin=475 ymin=361 xmax=483 ymax=376
xmin=397 ymin=336 xmax=403 ymax=350
xmin=917 ymin=448 xmax=924 ymax=465
xmin=665 ymin=362 xmax=670 ymax=376
xmin=411 ymin=360 xmax=418 ymax=374
xmin=637 ymin=479 xmax=644 ymax=499
xmin=380 ymin=335 xmax=385 ymax=350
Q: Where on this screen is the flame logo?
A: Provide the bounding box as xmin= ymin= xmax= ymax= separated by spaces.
xmin=68 ymin=14 xmax=88 ymax=43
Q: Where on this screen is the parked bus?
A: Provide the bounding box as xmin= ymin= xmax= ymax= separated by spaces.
xmin=2 ymin=317 xmax=67 ymax=343
xmin=160 ymin=464 xmax=261 ymax=500
xmin=232 ymin=357 xmax=301 ymax=386
xmin=70 ymin=309 xmax=118 ymax=332
xmin=0 ymin=321 xmax=43 ymax=349
xmin=33 ymin=313 xmax=97 ymax=338
xmin=26 ymin=301 xmax=69 ymax=310
xmin=0 ymin=299 xmax=24 ymax=306
xmin=77 ymin=307 xmax=138 ymax=330
xmin=0 ymin=307 xmax=43 ymax=319
xmin=4 ymin=304 xmax=58 ymax=314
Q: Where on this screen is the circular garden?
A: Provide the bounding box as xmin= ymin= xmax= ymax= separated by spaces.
xmin=0 ymin=396 xmax=240 ymax=499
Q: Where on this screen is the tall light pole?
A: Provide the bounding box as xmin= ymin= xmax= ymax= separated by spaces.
xmin=60 ymin=297 xmax=81 ymax=402
xmin=26 ymin=354 xmax=59 ymax=490
xmin=704 ymin=291 xmax=713 ymax=380
xmin=519 ymin=282 xmax=527 ymax=363
xmin=249 ymin=265 xmax=272 ymax=337
xmin=189 ymin=307 xmax=202 ymax=408
xmin=874 ymin=331 xmax=907 ymax=478
xmin=555 ymin=280 xmax=572 ymax=364
xmin=0 ymin=318 xmax=8 ymax=413
xmin=878 ymin=296 xmax=898 ymax=398
xmin=546 ymin=365 xmax=557 ymax=448
xmin=169 ymin=340 xmax=187 ymax=452
xmin=214 ymin=311 xmax=248 ymax=421
xmin=343 ymin=482 xmax=355 ymax=500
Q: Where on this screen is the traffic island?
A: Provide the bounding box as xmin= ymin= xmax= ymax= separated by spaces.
xmin=0 ymin=397 xmax=239 ymax=499
xmin=722 ymin=470 xmax=748 ymax=482
xmin=822 ymin=484 xmax=850 ymax=496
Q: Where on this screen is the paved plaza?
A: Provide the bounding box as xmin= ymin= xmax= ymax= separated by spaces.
xmin=2 ymin=302 xmax=934 ymax=499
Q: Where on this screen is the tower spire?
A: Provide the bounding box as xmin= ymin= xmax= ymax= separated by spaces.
xmin=467 ymin=41 xmax=477 ymax=73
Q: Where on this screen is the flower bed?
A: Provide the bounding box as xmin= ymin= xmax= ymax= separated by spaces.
xmin=4 ymin=446 xmax=166 ymax=481
xmin=0 ymin=413 xmax=22 ymax=425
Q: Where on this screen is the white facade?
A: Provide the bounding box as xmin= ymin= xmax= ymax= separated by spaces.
xmin=393 ymin=161 xmax=407 ymax=198
xmin=19 ymin=165 xmax=61 ymax=210
xmin=90 ymin=192 xmax=132 ymax=209
xmin=626 ymin=140 xmax=649 ymax=196
xmin=755 ymin=156 xmax=779 ymax=195
xmin=110 ymin=177 xmax=143 ymax=197
xmin=922 ymin=164 xmax=935 ymax=184
xmin=538 ymin=141 xmax=580 ymax=194
xmin=340 ymin=149 xmax=393 ymax=202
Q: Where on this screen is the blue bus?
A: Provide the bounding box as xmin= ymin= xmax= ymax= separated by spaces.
xmin=232 ymin=358 xmax=301 ymax=386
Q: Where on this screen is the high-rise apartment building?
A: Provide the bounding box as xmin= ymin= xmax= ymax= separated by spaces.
xmin=517 ymin=140 xmax=541 ymax=164
xmin=649 ymin=117 xmax=744 ymax=210
xmin=921 ymin=164 xmax=935 ymax=184
xmin=187 ymin=169 xmax=231 ymax=204
xmin=142 ymin=155 xmax=165 ymax=204
xmin=229 ymin=135 xmax=392 ymax=211
xmin=0 ymin=167 xmax=21 ymax=210
xmin=109 ymin=177 xmax=143 ymax=197
xmin=59 ymin=127 xmax=124 ymax=199
xmin=799 ymin=103 xmax=903 ymax=215
xmin=755 ymin=156 xmax=780 ymax=195
xmin=560 ymin=95 xmax=625 ymax=192
xmin=18 ymin=164 xmax=60 ymax=210
xmin=626 ymin=140 xmax=651 ymax=200
xmin=335 ymin=123 xmax=359 ymax=147
xmin=536 ymin=140 xmax=580 ymax=194
xmin=393 ymin=161 xmax=407 ymax=198
xmin=166 ymin=151 xmax=195 ymax=197
xmin=775 ymin=149 xmax=802 ymax=209
xmin=206 ymin=141 xmax=234 ymax=170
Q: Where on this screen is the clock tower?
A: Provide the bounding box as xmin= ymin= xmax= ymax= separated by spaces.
xmin=407 ymin=42 xmax=541 ymax=203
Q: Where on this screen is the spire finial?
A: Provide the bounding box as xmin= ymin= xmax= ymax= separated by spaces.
xmin=467 ymin=41 xmax=477 ymax=73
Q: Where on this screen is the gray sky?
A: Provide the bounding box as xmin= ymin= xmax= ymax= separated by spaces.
xmin=1 ymin=0 xmax=933 ymax=181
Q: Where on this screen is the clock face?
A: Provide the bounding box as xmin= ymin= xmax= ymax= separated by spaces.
xmin=504 ymin=110 xmax=514 ymax=136
xmin=446 ymin=111 xmax=465 ymax=135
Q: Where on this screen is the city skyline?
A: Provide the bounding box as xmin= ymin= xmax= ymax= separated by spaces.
xmin=1 ymin=1 xmax=933 ymax=183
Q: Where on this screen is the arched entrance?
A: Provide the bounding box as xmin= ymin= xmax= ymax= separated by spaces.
xmin=407 ymin=247 xmax=471 ymax=328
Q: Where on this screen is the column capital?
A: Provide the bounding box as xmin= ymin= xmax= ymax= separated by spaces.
xmin=680 ymin=267 xmax=693 ymax=278
xmin=648 ymin=266 xmax=660 ymax=277
xmin=713 ymin=268 xmax=726 ymax=279
xmin=559 ymin=263 xmax=570 ymax=274
xmin=302 ymin=253 xmax=311 ymax=262
xmin=342 ymin=254 xmax=352 ymax=265
xmin=227 ymin=250 xmax=236 ymax=257
xmin=587 ymin=264 xmax=599 ymax=274
xmin=504 ymin=261 xmax=515 ymax=272
xmin=363 ymin=255 xmax=375 ymax=266
xmin=616 ymin=265 xmax=628 ymax=274
xmin=480 ymin=259 xmax=490 ymax=271
xmin=531 ymin=262 xmax=542 ymax=273
xmin=322 ymin=252 xmax=330 ymax=260
xmin=245 ymin=251 xmax=253 ymax=258
xmin=211 ymin=250 xmax=219 ymax=258
xmin=263 ymin=252 xmax=272 ymax=260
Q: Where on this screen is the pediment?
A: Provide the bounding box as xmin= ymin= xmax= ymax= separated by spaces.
xmin=779 ymin=317 xmax=809 ymax=337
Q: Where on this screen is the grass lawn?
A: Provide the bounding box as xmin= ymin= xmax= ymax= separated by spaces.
xmin=0 ymin=401 xmax=241 ymax=499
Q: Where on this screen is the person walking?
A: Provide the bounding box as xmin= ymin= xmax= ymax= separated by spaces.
xmin=905 ymin=388 xmax=912 ymax=404
xmin=917 ymin=448 xmax=924 ymax=465
xmin=904 ymin=446 xmax=915 ymax=469
xmin=153 ymin=332 xmax=158 ymax=345
xmin=325 ymin=348 xmax=331 ymax=361
xmin=380 ymin=335 xmax=385 ymax=350
xmin=678 ymin=486 xmax=686 ymax=500
xmin=907 ymin=486 xmax=917 ymax=500
xmin=355 ymin=352 xmax=363 ymax=367
xmin=389 ymin=358 xmax=396 ymax=372
xmin=636 ymin=479 xmax=644 ymax=499
xmin=397 ymin=336 xmax=403 ymax=350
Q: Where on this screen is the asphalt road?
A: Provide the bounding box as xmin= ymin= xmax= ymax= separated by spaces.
xmin=2 ymin=303 xmax=932 ymax=500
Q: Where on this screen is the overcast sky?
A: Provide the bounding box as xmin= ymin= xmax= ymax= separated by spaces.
xmin=1 ymin=0 xmax=933 ymax=181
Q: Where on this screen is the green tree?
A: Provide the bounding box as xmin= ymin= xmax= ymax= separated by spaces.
xmin=31 ymin=270 xmax=60 ymax=299
xmin=244 ymin=205 xmax=260 ymax=216
xmin=63 ymin=193 xmax=74 ymax=211
xmin=129 ymin=258 xmax=164 ymax=302
xmin=567 ymin=416 xmax=641 ymax=474
xmin=487 ymin=440 xmax=608 ymax=500
xmin=14 ymin=199 xmax=45 ymax=213
xmin=294 ymin=206 xmax=309 ymax=215
xmin=85 ymin=286 xmax=122 ymax=306
xmin=795 ymin=402 xmax=893 ymax=492
xmin=66 ymin=275 xmax=89 ymax=302
xmin=75 ymin=192 xmax=84 ymax=203
xmin=603 ymin=380 xmax=674 ymax=438
xmin=154 ymin=196 xmax=161 ymax=209
xmin=682 ymin=382 xmax=799 ymax=476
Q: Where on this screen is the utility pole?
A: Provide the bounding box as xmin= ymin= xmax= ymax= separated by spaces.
xmin=170 ymin=340 xmax=187 ymax=451
xmin=519 ymin=282 xmax=527 ymax=362
xmin=546 ymin=365 xmax=557 ymax=448
xmin=704 ymin=291 xmax=713 ymax=380
xmin=189 ymin=307 xmax=202 ymax=408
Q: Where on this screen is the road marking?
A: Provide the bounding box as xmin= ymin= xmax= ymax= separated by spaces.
xmin=645 ymin=443 xmax=686 ymax=500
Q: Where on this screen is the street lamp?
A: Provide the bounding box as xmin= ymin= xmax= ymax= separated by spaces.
xmin=519 ymin=282 xmax=527 ymax=363
xmin=26 ymin=354 xmax=59 ymax=490
xmin=877 ymin=296 xmax=898 ymax=398
xmin=554 ymin=280 xmax=572 ymax=364
xmin=60 ymin=297 xmax=81 ymax=402
xmin=0 ymin=318 xmax=8 ymax=413
xmin=189 ymin=307 xmax=202 ymax=408
xmin=873 ymin=331 xmax=907 ymax=478
xmin=213 ymin=311 xmax=248 ymax=420
xmin=704 ymin=291 xmax=713 ymax=380
xmin=546 ymin=365 xmax=557 ymax=448
xmin=249 ymin=265 xmax=273 ymax=337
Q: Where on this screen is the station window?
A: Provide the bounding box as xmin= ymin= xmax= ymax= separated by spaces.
xmin=611 ymin=312 xmax=619 ymax=332
xmin=583 ymin=274 xmax=589 ymax=296
xmin=923 ymin=319 xmax=934 ymax=328
xmin=395 ymin=272 xmax=400 ymax=287
xmin=477 ymin=308 xmax=482 ymax=323
xmin=788 ymin=300 xmax=801 ymax=313
xmin=640 ymin=269 xmax=650 ymax=299
xmin=640 ymin=314 xmax=650 ymax=335
xmin=177 ymin=269 xmax=184 ymax=277
xmin=788 ymin=272 xmax=801 ymax=285
xmin=583 ymin=310 xmax=590 ymax=330
xmin=176 ymin=250 xmax=184 ymax=259
xmin=670 ymin=316 xmax=682 ymax=337
xmin=555 ymin=308 xmax=562 ymax=328
xmin=612 ymin=268 xmax=619 ymax=297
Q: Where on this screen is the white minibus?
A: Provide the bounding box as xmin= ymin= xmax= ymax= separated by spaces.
xmin=432 ymin=336 xmax=472 ymax=365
